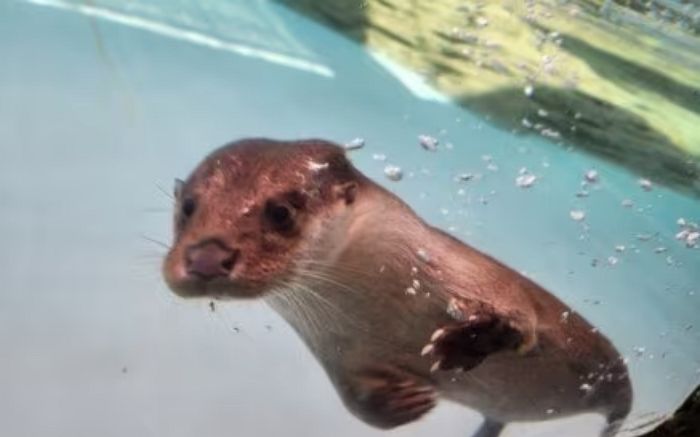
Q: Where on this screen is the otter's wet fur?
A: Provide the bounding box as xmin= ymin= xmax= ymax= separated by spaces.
xmin=163 ymin=138 xmax=632 ymax=437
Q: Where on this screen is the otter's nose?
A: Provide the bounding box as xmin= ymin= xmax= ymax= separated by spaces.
xmin=185 ymin=240 xmax=237 ymax=280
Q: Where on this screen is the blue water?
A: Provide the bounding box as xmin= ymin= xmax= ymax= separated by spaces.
xmin=1 ymin=1 xmax=698 ymax=436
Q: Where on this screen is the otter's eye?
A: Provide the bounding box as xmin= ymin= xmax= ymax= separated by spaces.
xmin=181 ymin=198 xmax=197 ymax=218
xmin=264 ymin=201 xmax=294 ymax=232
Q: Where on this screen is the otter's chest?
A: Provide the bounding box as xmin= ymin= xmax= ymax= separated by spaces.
xmin=267 ymin=285 xmax=450 ymax=371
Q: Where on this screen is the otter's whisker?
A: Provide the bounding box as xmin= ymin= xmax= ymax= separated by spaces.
xmin=141 ymin=207 xmax=170 ymax=213
xmin=280 ymin=286 xmax=323 ymax=339
xmin=155 ymin=182 xmax=174 ymax=201
xmin=291 ymin=270 xmax=366 ymax=331
xmin=292 ymin=281 xmax=347 ymax=331
xmin=140 ymin=234 xmax=170 ymax=250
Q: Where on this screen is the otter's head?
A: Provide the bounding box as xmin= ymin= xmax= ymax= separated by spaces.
xmin=162 ymin=138 xmax=361 ymax=299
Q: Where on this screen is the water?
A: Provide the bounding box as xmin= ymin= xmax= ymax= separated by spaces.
xmin=1 ymin=1 xmax=699 ymax=436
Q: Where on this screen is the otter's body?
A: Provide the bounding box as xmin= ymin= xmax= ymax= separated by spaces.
xmin=163 ymin=138 xmax=632 ymax=437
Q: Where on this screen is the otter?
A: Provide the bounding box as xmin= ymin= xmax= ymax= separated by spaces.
xmin=162 ymin=138 xmax=633 ymax=437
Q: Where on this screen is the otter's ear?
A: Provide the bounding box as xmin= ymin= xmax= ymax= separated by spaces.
xmin=174 ymin=178 xmax=185 ymax=200
xmin=334 ymin=181 xmax=358 ymax=205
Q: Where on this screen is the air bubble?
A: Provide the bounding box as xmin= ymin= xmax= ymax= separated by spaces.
xmin=418 ymin=135 xmax=439 ymax=151
xmin=570 ymin=210 xmax=586 ymax=221
xmin=384 ymin=165 xmax=403 ymax=181
xmin=344 ymin=138 xmax=365 ymax=150
xmin=638 ymin=178 xmax=653 ymax=191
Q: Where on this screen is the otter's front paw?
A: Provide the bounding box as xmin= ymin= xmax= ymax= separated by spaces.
xmin=421 ymin=314 xmax=523 ymax=372
xmin=347 ymin=367 xmax=437 ymax=429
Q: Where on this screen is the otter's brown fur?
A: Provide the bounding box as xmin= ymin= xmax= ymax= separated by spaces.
xmin=163 ymin=138 xmax=633 ymax=437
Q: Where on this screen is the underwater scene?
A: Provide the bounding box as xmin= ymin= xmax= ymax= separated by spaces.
xmin=1 ymin=0 xmax=699 ymax=436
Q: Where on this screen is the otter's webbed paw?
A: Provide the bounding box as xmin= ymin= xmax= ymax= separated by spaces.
xmin=344 ymin=366 xmax=437 ymax=429
xmin=422 ymin=313 xmax=524 ymax=372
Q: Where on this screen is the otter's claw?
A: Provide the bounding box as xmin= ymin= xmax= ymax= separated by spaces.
xmin=351 ymin=366 xmax=437 ymax=428
xmin=422 ymin=314 xmax=523 ymax=372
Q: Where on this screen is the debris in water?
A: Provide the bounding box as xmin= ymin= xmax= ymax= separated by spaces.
xmin=405 ymin=287 xmax=417 ymax=296
xmin=621 ymin=199 xmax=634 ymax=208
xmin=615 ymin=245 xmax=626 ymax=253
xmin=344 ymin=137 xmax=365 ymax=151
xmin=570 ymin=210 xmax=585 ymax=221
xmin=418 ymin=135 xmax=439 ymax=151
xmin=607 ymin=256 xmax=619 ymax=266
xmin=384 ymin=165 xmax=403 ymax=181
xmin=633 ymin=346 xmax=646 ymax=357
xmin=638 ymin=178 xmax=653 ymax=191
xmin=579 ymin=383 xmax=593 ymax=392
xmin=456 ymin=172 xmax=475 ymax=182
xmin=487 ymin=163 xmax=499 ymax=172
xmin=373 ymin=153 xmax=387 ymax=161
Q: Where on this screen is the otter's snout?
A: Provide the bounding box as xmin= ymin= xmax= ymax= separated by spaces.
xmin=185 ymin=239 xmax=238 ymax=281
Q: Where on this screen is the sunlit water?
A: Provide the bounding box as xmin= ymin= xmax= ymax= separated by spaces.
xmin=1 ymin=1 xmax=698 ymax=436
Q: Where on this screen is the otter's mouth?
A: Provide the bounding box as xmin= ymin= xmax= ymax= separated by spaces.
xmin=165 ymin=276 xmax=268 ymax=300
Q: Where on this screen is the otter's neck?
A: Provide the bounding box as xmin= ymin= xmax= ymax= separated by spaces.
xmin=342 ymin=184 xmax=457 ymax=282
xmin=268 ymin=183 xmax=463 ymax=356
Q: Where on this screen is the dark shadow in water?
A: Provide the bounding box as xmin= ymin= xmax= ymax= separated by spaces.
xmin=287 ymin=0 xmax=370 ymax=41
xmin=644 ymin=384 xmax=700 ymax=436
xmin=460 ymin=86 xmax=700 ymax=195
